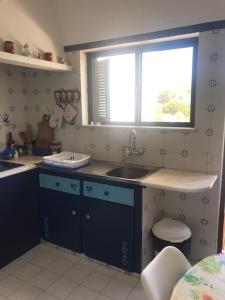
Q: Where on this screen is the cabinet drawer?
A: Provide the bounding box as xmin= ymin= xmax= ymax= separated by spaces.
xmin=39 ymin=174 xmax=80 ymax=195
xmin=83 ymin=181 xmax=134 ymax=206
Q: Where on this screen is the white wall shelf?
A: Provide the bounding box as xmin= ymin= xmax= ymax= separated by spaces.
xmin=0 ymin=51 xmax=72 ymax=72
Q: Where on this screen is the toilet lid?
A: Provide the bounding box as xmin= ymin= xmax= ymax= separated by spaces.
xmin=152 ymin=218 xmax=192 ymax=243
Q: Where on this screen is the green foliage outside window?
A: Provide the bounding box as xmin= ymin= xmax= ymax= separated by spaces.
xmin=154 ymin=88 xmax=191 ymax=122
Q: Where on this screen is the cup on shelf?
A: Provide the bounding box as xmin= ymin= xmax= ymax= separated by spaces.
xmin=44 ymin=52 xmax=53 ymax=61
xmin=4 ymin=41 xmax=15 ymax=54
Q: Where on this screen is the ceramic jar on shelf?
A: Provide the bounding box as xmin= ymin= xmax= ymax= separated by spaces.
xmin=4 ymin=41 xmax=15 ymax=54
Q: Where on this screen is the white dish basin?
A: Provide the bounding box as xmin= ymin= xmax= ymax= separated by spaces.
xmin=43 ymin=151 xmax=90 ymax=169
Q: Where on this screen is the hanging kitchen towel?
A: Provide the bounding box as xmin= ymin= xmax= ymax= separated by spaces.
xmin=63 ymin=104 xmax=78 ymax=125
xmin=49 ymin=105 xmax=64 ymax=128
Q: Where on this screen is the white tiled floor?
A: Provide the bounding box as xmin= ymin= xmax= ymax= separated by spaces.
xmin=0 ymin=244 xmax=148 ymax=300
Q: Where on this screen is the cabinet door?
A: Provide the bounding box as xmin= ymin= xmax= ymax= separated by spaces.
xmin=0 ymin=170 xmax=40 ymax=268
xmin=40 ymin=188 xmax=81 ymax=252
xmin=82 ymin=198 xmax=134 ymax=272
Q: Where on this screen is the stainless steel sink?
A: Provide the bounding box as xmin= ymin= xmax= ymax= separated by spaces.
xmin=106 ymin=166 xmax=157 ymax=179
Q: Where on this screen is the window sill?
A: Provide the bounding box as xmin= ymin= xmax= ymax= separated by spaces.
xmin=82 ymin=124 xmax=197 ymax=132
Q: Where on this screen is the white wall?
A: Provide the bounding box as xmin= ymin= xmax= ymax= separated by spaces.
xmin=0 ymin=0 xmax=64 ymax=57
xmin=22 ymin=29 xmax=224 ymax=262
xmin=0 ymin=29 xmax=224 ymax=262
xmin=53 ymin=0 xmax=225 ymax=45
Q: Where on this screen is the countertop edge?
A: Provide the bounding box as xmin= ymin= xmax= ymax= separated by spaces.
xmin=145 ymin=181 xmax=217 ymax=193
xmin=0 ymin=165 xmax=37 ymax=179
xmin=144 ymin=169 xmax=218 ymax=193
xmin=0 ymin=157 xmax=219 ymax=193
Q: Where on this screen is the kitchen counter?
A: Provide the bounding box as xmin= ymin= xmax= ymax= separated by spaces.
xmin=37 ymin=160 xmax=146 ymax=187
xmin=0 ymin=156 xmax=42 ymax=178
xmin=37 ymin=159 xmax=218 ymax=193
xmin=143 ymin=168 xmax=218 ymax=193
xmin=9 ymin=155 xmax=43 ymax=165
xmin=0 ymin=156 xmax=218 ymax=192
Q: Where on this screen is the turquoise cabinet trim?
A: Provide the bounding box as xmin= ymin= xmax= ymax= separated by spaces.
xmin=39 ymin=174 xmax=80 ymax=195
xmin=83 ymin=181 xmax=134 ymax=206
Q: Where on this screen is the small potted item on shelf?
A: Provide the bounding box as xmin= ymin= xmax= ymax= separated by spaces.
xmin=44 ymin=52 xmax=53 ymax=61
xmin=57 ymin=56 xmax=65 ymax=64
xmin=4 ymin=41 xmax=15 ymax=54
xmin=22 ymin=43 xmax=31 ymax=57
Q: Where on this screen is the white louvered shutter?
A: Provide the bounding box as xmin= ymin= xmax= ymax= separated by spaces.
xmin=93 ymin=58 xmax=110 ymax=122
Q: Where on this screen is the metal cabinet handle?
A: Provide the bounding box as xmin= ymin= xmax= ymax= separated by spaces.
xmin=70 ymin=183 xmax=77 ymax=190
xmin=72 ymin=210 xmax=76 ymax=216
xmin=86 ymin=186 xmax=93 ymax=193
xmin=56 ymin=182 xmax=60 ymax=187
xmin=104 ymin=191 xmax=109 ymax=196
xmin=86 ymin=214 xmax=91 ymax=220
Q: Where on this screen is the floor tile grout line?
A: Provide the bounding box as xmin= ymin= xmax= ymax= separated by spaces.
xmin=22 ymin=243 xmax=58 ymax=259
xmin=47 ymin=281 xmax=79 ymax=300
xmin=25 ymin=269 xmax=61 ymax=293
xmin=63 ymin=283 xmax=87 ymax=300
xmin=4 ymin=252 xmax=108 ymax=291
xmin=0 ymin=273 xmax=32 ymax=298
xmin=42 ymin=241 xmax=139 ymax=277
xmin=1 ymin=243 xmax=142 ymax=300
xmin=134 ymin=278 xmax=142 ymax=289
xmin=45 ymin=261 xmax=122 ymax=300
xmin=79 ymin=274 xmax=115 ymax=293
xmin=124 ymin=283 xmax=138 ymax=300
xmin=41 ymin=241 xmax=140 ymax=278
xmin=98 ymin=274 xmax=139 ymax=300
xmin=2 ymin=263 xmax=140 ymax=300
xmin=6 ymin=281 xmax=43 ymax=300
xmin=1 ymin=246 xmax=80 ymax=299
xmin=23 ymin=252 xmax=76 ymax=278
xmin=2 ymin=262 xmax=62 ymax=298
xmin=4 ymin=262 xmax=50 ymax=287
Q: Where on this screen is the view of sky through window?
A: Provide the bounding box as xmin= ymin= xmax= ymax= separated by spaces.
xmin=109 ymin=54 xmax=135 ymax=122
xmin=141 ymin=47 xmax=193 ymax=122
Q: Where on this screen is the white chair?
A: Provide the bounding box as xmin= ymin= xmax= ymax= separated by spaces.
xmin=141 ymin=246 xmax=191 ymax=300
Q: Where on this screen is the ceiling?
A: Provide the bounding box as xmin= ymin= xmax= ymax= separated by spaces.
xmin=51 ymin=0 xmax=225 ymax=45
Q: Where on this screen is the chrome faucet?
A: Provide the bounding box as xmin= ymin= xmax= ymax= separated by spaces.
xmin=122 ymin=129 xmax=145 ymax=161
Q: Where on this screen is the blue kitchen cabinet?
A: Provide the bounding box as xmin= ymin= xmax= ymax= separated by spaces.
xmin=39 ymin=173 xmax=81 ymax=252
xmin=38 ymin=171 xmax=142 ymax=272
xmin=82 ymin=198 xmax=135 ymax=271
xmin=0 ymin=170 xmax=40 ymax=268
xmin=82 ymin=180 xmax=137 ymax=272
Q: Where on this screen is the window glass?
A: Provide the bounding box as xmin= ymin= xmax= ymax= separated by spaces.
xmin=108 ymin=54 xmax=135 ymax=122
xmin=141 ymin=47 xmax=193 ymax=123
xmin=88 ymin=38 xmax=197 ymax=127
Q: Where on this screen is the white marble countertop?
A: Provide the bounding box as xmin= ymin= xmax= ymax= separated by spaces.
xmin=0 ymin=156 xmax=42 ymax=178
xmin=143 ymin=168 xmax=218 ymax=193
xmin=0 ymin=156 xmax=218 ymax=193
xmin=10 ymin=155 xmax=43 ymax=165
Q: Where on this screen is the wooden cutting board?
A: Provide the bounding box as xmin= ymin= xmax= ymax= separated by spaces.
xmin=36 ymin=115 xmax=53 ymax=148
